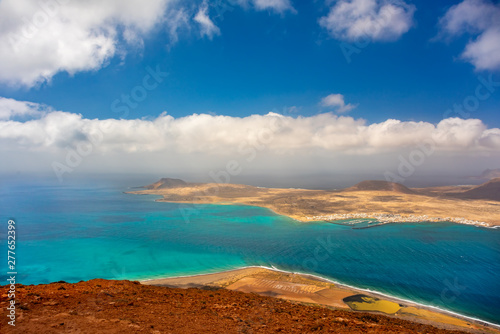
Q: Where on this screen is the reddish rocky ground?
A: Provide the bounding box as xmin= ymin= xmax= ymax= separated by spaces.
xmin=2 ymin=279 xmax=470 ymax=333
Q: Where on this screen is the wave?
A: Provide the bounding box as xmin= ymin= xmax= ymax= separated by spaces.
xmin=142 ymin=264 xmax=500 ymax=329
xmin=260 ymin=265 xmax=500 ymax=329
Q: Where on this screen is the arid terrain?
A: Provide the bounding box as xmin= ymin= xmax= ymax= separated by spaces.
xmin=143 ymin=267 xmax=500 ymax=333
xmin=4 ymin=178 xmax=499 ymax=333
xmin=129 ymin=177 xmax=500 ymax=226
xmin=3 ymin=277 xmax=498 ymax=334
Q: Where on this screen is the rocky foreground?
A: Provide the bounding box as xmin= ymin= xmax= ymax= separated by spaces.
xmin=1 ymin=279 xmax=474 ymax=333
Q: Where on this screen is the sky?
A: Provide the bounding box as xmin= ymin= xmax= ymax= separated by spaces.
xmin=0 ymin=0 xmax=499 ymax=186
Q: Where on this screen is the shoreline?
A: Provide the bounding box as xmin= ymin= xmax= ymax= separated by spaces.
xmin=148 ymin=196 xmax=498 ymax=229
xmin=305 ymin=213 xmax=492 ymax=228
xmin=126 ymin=187 xmax=500 ymax=330
xmin=128 ymin=177 xmax=500 ymax=227
xmin=140 ymin=265 xmax=500 ymax=331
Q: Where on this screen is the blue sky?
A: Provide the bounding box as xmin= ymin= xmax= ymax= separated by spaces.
xmin=0 ymin=0 xmax=499 ymax=181
xmin=1 ymin=0 xmax=498 ymax=125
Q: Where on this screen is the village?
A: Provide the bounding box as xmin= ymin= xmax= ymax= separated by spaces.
xmin=305 ymin=213 xmax=491 ymax=228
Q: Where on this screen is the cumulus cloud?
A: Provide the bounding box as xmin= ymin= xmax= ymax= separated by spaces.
xmin=320 ymin=94 xmax=357 ymax=113
xmin=439 ymin=0 xmax=500 ymax=71
xmin=319 ymin=0 xmax=416 ymax=42
xmin=0 ymin=0 xmax=300 ymax=87
xmin=194 ymin=1 xmax=221 ymax=39
xmin=1 ymin=99 xmax=499 ymax=155
xmin=0 ymin=0 xmax=186 ymax=87
xmin=0 ymin=97 xmax=49 ymax=120
xmin=1 ymin=99 xmax=499 ymax=178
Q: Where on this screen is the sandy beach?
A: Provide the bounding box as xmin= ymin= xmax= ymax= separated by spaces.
xmin=133 ymin=178 xmax=500 ymax=333
xmin=142 ymin=266 xmax=500 ymax=334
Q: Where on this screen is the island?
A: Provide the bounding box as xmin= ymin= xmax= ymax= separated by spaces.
xmin=128 ymin=177 xmax=500 ymax=227
xmin=5 ymin=178 xmax=500 ymax=333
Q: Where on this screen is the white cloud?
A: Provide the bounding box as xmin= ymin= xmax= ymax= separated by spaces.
xmin=252 ymin=0 xmax=295 ymax=13
xmin=1 ymin=99 xmax=498 ymax=155
xmin=164 ymin=7 xmax=191 ymax=47
xmin=1 ymin=99 xmax=499 ymax=177
xmin=0 ymin=97 xmax=48 ymax=120
xmin=320 ymin=94 xmax=357 ymax=113
xmin=319 ymin=0 xmax=416 ymax=42
xmin=0 ymin=0 xmax=299 ymax=87
xmin=439 ymin=0 xmax=500 ymax=71
xmin=194 ymin=1 xmax=221 ymax=39
xmin=0 ymin=0 xmax=181 ymax=87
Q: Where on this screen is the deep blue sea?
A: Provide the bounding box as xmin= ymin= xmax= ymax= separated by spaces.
xmin=1 ymin=180 xmax=499 ymax=325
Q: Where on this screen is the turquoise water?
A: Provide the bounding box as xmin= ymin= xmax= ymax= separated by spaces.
xmin=0 ymin=180 xmax=499 ymax=325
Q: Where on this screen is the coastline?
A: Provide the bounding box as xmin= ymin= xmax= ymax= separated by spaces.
xmin=127 ymin=178 xmax=500 ymax=228
xmin=126 ymin=182 xmax=500 ymax=331
xmin=304 ymin=213 xmax=492 ymax=228
xmin=149 ymin=196 xmax=497 ymax=229
xmin=141 ymin=265 xmax=500 ymax=333
xmin=9 ymin=276 xmax=485 ymax=334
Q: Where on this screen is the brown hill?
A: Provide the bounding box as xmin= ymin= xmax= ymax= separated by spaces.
xmin=344 ymin=180 xmax=415 ymax=194
xmin=1 ymin=279 xmax=470 ymax=334
xmin=456 ymin=178 xmax=500 ymax=201
xmin=144 ymin=177 xmax=188 ymax=190
xmin=469 ymin=168 xmax=500 ymax=180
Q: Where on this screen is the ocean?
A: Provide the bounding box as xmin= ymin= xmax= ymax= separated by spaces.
xmin=1 ymin=179 xmax=499 ymax=325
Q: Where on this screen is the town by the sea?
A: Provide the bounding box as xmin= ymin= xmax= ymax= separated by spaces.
xmin=1 ymin=179 xmax=499 ymax=325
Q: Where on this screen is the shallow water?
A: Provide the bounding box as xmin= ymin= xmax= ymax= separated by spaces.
xmin=1 ymin=180 xmax=499 ymax=325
